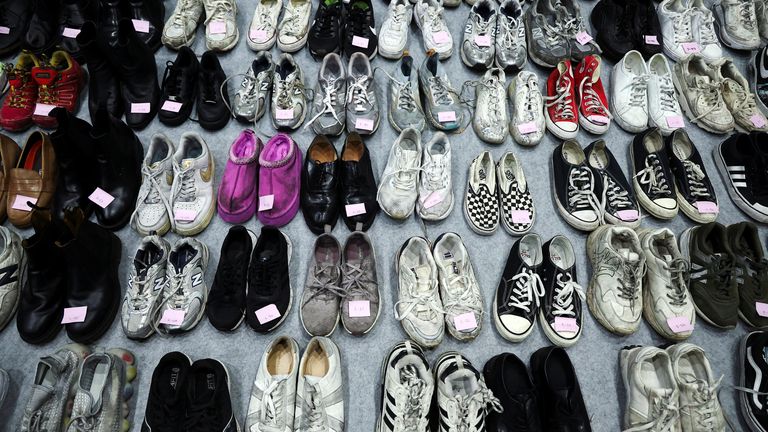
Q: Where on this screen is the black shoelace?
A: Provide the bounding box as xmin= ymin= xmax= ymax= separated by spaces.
xmin=201 ymin=72 xmax=219 ymax=103
xmin=711 ymin=255 xmax=736 ymax=299
xmin=184 ymin=404 xmax=219 ymax=432
xmin=348 ymin=7 xmax=370 ymax=38
xmin=314 ymin=3 xmax=338 ymax=35
xmin=250 ymin=258 xmax=281 ymax=294
xmin=211 ymin=261 xmax=245 ymax=305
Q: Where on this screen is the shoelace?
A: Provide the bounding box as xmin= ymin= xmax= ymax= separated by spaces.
xmin=736 ymin=0 xmax=757 ymax=29
xmin=505 ymin=268 xmax=545 ymax=313
xmin=472 ymin=13 xmax=493 ymax=46
xmin=428 ymin=76 xmax=455 ymax=106
xmin=348 ymin=6 xmax=371 ymax=37
xmin=255 ymin=7 xmax=277 ymax=33
xmin=172 ymin=0 xmax=201 ymax=27
xmin=711 ymin=255 xmax=736 ymax=299
xmin=127 ymin=270 xmax=154 ymax=311
xmin=65 ymin=414 xmax=97 ymax=432
xmin=185 ymin=404 xmax=219 ymax=432
xmin=578 ymin=76 xmax=610 ymax=118
xmin=275 ymin=77 xmax=305 ymax=109
xmin=600 ymin=173 xmax=634 ymax=214
xmin=566 ymin=167 xmax=602 ymax=217
xmin=682 ymin=159 xmax=712 ymax=199
xmin=425 ymin=5 xmax=446 ymax=32
xmin=281 ymin=3 xmax=308 ymax=37
xmin=421 ymin=158 xmax=448 ymax=192
xmin=303 ymin=264 xmax=345 ymax=305
xmin=545 ymin=76 xmax=575 ymax=121
xmin=691 ymin=79 xmax=727 ymax=120
xmin=681 ymin=376 xmax=724 ymax=431
xmin=378 ymin=68 xmax=418 ymax=112
xmin=623 ymin=391 xmax=680 ymax=432
xmin=635 ymin=154 xmax=671 ymax=196
xmin=171 ymin=168 xmax=197 ymax=203
xmin=387 ymin=4 xmax=408 ymax=32
xmin=7 ymin=71 xmax=32 ymax=108
xmin=394 ymin=270 xmax=444 ymax=322
xmin=204 ymin=0 xmax=234 ymax=25
xmin=446 ymin=383 xmax=503 ymax=431
xmin=552 ymin=272 xmax=585 ymax=317
xmin=657 ymin=75 xmax=679 ymax=112
xmin=236 ymin=72 xmax=259 ymax=104
xmin=305 ymin=78 xmax=344 ymax=130
xmin=623 ymin=75 xmax=650 ymax=110
xmin=342 ymin=262 xmax=376 ymax=300
xmin=27 ymin=410 xmax=47 ymax=432
xmin=665 ymin=258 xmax=690 ymax=306
xmin=161 ymin=61 xmax=184 ymax=100
xmin=347 ymin=75 xmax=373 ymax=112
xmin=518 ymin=76 xmax=541 ymax=123
xmin=616 ymin=257 xmax=642 ymax=303
xmin=695 ymin=8 xmax=719 ymax=44
xmin=497 ymin=17 xmax=522 ymax=50
xmin=442 ymin=262 xmax=482 ymax=319
xmin=672 ymin=8 xmax=696 ymax=43
xmin=305 ymin=384 xmax=327 ymax=432
xmin=727 ymin=80 xmax=760 ymax=118
xmin=313 ymin=2 xmax=337 ymax=35
xmin=479 ymin=74 xmax=504 ymax=125
xmin=258 ymin=379 xmax=287 ymax=429
xmin=397 ymin=366 xmax=428 ymax=432
xmin=129 ymin=164 xmax=175 ymax=232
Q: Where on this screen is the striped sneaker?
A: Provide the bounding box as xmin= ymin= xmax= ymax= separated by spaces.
xmin=377 ymin=341 xmax=433 ymax=432
xmin=715 ymin=132 xmax=768 ymax=223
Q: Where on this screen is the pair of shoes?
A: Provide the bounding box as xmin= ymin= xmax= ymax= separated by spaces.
xmin=621 ymin=343 xmax=727 ymax=431
xmin=509 ymin=71 xmax=545 ymax=146
xmin=232 ymin=52 xmax=275 ymax=124
xmin=465 ymin=151 xmax=535 ymax=236
xmin=121 ymin=234 xmax=209 ymax=338
xmin=717 ymin=132 xmax=768 ymax=223
xmin=613 ymin=52 xmax=684 ymax=136
xmin=0 ymin=51 xmax=84 ymax=131
xmin=248 ymin=0 xmax=312 ymax=53
xmin=525 ymin=0 xmax=601 ymax=68
xmin=309 ymin=0 xmax=378 ymax=58
xmin=494 ymin=234 xmax=583 ymax=346
xmin=545 ymin=56 xmax=611 ymax=139
xmin=19 ymin=344 xmax=137 ymax=432
xmin=590 ymin=0 xmax=663 ymax=62
xmin=307 ymin=52 xmax=380 ymax=136
xmin=384 ymin=55 xmax=427 ymax=133
xmin=413 ymin=0 xmax=454 ymax=60
xmin=714 ymin=0 xmax=761 ymax=50
xmin=395 ymin=233 xmax=483 ymax=347
xmin=301 ymin=133 xmax=379 ymax=233
xmin=0 ymin=226 xmax=25 ymax=332
xmin=552 ymin=139 xmax=640 ymax=231
xmin=378 ymin=129 xmax=453 ymax=221
xmin=300 ymin=231 xmax=379 ymax=336
xmin=740 ymin=331 xmax=768 ymax=431
xmin=658 ymin=0 xmax=722 ymax=62
xmin=17 ymin=207 xmax=122 ymax=344
xmin=131 ymin=132 xmax=214 ymax=236
xmin=163 ymin=0 xmax=238 ymax=52
xmin=96 ymin=0 xmax=165 ymax=53
xmin=461 ymin=0 xmax=526 ymax=71
xmin=245 ymin=336 xmax=343 ymax=432
xmin=142 ymin=352 xmax=237 ymax=432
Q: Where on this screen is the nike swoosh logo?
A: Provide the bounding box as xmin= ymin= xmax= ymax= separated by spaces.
xmin=369 ymin=26 xmax=377 ymax=36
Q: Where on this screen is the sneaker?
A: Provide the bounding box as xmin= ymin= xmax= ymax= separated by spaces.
xmin=158 ymin=47 xmax=199 ymax=126
xmin=247 ymin=226 xmax=293 ymax=333
xmin=759 ymin=0 xmax=768 ymax=39
xmin=590 ymin=0 xmax=634 ymax=62
xmin=509 ymin=71 xmax=545 ymax=146
xmin=308 ymin=53 xmax=347 ymax=136
xmin=646 ymin=53 xmax=684 ymax=136
xmin=245 ymin=336 xmax=300 ymax=432
xmin=343 ymin=0 xmax=378 ymax=59
xmin=258 ymin=133 xmax=302 ymax=227
xmin=207 ymin=226 xmax=256 ymax=332
xmin=162 ymin=0 xmax=204 ymax=49
xmin=464 ymin=151 xmax=499 ymax=235
xmin=340 ymin=232 xmax=379 ymax=335
xmin=196 ymin=51 xmax=230 ymax=131
xmin=728 ymin=222 xmax=768 ymax=329
xmin=247 ymin=0 xmax=282 ymax=50
xmin=377 ymin=128 xmax=422 ymax=220
xmin=346 ymin=52 xmax=380 ymax=134
xmin=233 ymin=51 xmax=274 ymax=124
xmin=493 ymin=234 xmax=543 ymax=342
xmin=0 ymin=227 xmax=22 ymax=331
xmin=611 ymin=50 xmax=649 ymax=134
xmin=19 ymin=344 xmax=91 ymax=432
xmin=573 ymin=55 xmax=610 ymax=135
xmin=185 ymin=359 xmax=239 ymax=432
xmin=278 ymin=0 xmax=312 ymax=52
xmin=433 ymin=232 xmax=483 ymax=341
xmin=551 ymin=140 xmax=600 ymax=232
xmin=0 ymin=52 xmax=39 ymax=132
xmin=293 ymin=337 xmax=344 ymax=432
xmin=379 ymin=0 xmax=413 ymax=59
xmin=121 ymin=235 xmax=171 ymax=340
xmin=540 ymin=235 xmax=584 ymax=347
xmin=556 ymin=0 xmax=601 ymax=60
xmin=308 ymin=0 xmax=343 ymax=57
xmin=751 ymin=45 xmax=768 ymax=115
xmin=414 ymin=0 xmax=453 ymax=59
xmin=301 ymin=233 xmax=343 ymax=337
xmin=631 ymin=128 xmax=679 ymax=220
xmin=170 ymin=132 xmax=216 ymax=236
xmin=545 ymin=60 xmax=579 ymax=140
xmin=158 ymin=237 xmax=210 ymax=333
xmin=217 ymin=130 xmax=261 ymax=224
xmin=130 ymin=134 xmax=175 ymax=236
xmin=388 ymin=55 xmax=426 ymax=133
xmin=673 ymin=54 xmax=734 ymax=134
xmin=680 ymin=222 xmax=739 ymax=328
xmin=377 ymin=341 xmax=433 ymax=432
xmin=666 ymin=343 xmax=727 ymax=431
xmin=711 ymin=58 xmax=768 ymax=132
xmin=141 ymin=352 xmax=191 ymax=432
xmin=740 ymin=331 xmax=768 ymax=431
xmin=461 ymin=0 xmax=497 ymax=70
xmin=667 ymin=129 xmax=719 ymax=223
xmin=691 ymin=0 xmax=723 ymax=62
xmin=417 ymin=132 xmax=453 ymax=221
xmin=525 ymin=0 xmax=569 ymax=68
xmin=586 ymin=225 xmax=645 ymax=335
xmin=619 ymin=346 xmax=681 ymax=431
xmin=483 ymin=353 xmax=542 ymax=431
xmin=473 ymin=68 xmax=508 ymax=144
xmin=495 ymin=0 xmax=527 ymax=72
xmin=30 ymin=50 xmax=84 ymax=129
xmin=715 ymin=132 xmax=768 ymax=222
xmin=272 ymin=53 xmax=307 ymax=130
xmin=638 ymin=227 xmax=695 ymax=341
xmin=203 ymin=0 xmax=239 ymax=51
xmin=418 ymin=52 xmax=462 ymax=131
xmin=585 ymin=139 xmax=641 ymax=227
xmin=395 ymin=236 xmax=444 ymax=348
xmin=496 ymin=152 xmax=534 ymax=235
xmin=714 ymin=0 xmax=759 ymax=50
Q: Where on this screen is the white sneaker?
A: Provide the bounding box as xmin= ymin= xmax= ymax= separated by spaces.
xmin=121 ymin=235 xmax=171 ymax=340
xmin=0 ymin=227 xmax=24 ymax=331
xmin=757 ymin=0 xmax=768 ymax=39
xmin=714 ymin=0 xmax=760 ymax=50
xmin=417 ymin=132 xmax=453 ymax=221
xmin=691 ymin=0 xmax=723 ymax=62
xmin=658 ymin=0 xmax=697 ymax=62
xmin=414 ymin=0 xmax=453 ymax=59
xmin=646 ymin=54 xmax=684 ymax=137
xmin=464 ymin=151 xmax=499 ymax=235
xmin=346 ymin=52 xmax=380 ymax=135
xmin=158 ymin=237 xmax=210 ymax=333
xmin=293 ymin=337 xmax=344 ymax=432
xmin=247 ymin=0 xmax=283 ymax=51
xmin=377 ymin=128 xmax=422 ymax=220
xmin=171 ymin=133 xmax=216 ymax=236
xmin=496 ymin=152 xmax=535 ymax=235
xmin=245 ymin=336 xmax=299 ymax=432
xmin=620 ymin=346 xmax=682 ymax=432
xmin=162 ymin=0 xmax=204 ymax=49
xmin=379 ymin=0 xmax=413 ymax=59
xmin=278 ymin=0 xmax=312 ymax=52
xmin=611 ymin=50 xmax=649 ymax=134
xmin=509 ymin=71 xmax=545 ymax=146
xmin=377 ymin=341 xmax=434 ymax=432
xmin=473 ymin=68 xmax=508 ymax=144
xmin=204 ymin=0 xmax=239 ymax=52
xmin=131 ymin=134 xmax=175 ymax=237
xmin=711 ymin=58 xmax=768 ymax=132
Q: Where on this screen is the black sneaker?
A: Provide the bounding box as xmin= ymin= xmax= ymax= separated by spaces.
xmin=159 ymin=46 xmax=200 ymax=127
xmin=246 ymin=226 xmax=292 ymax=333
xmin=589 ymin=0 xmax=634 ymax=62
xmin=585 ymin=139 xmax=641 ymax=227
xmin=484 ymin=353 xmax=543 ymax=432
xmin=530 ymin=347 xmax=592 ymax=431
xmin=752 ymin=45 xmax=768 ymax=114
xmin=197 ymin=51 xmax=230 ymax=131
xmin=551 ymin=140 xmax=601 ymax=232
xmin=631 ymin=0 xmax=663 ymax=58
xmin=343 ymin=0 xmax=378 ymax=59
xmin=740 ymin=331 xmax=768 ymax=431
xmin=539 ymin=235 xmax=583 ymax=347
xmin=206 ymin=226 xmax=256 ymax=332
xmin=184 ymin=358 xmax=239 ymax=432
xmin=728 ymin=222 xmax=768 ymax=329
xmin=308 ymin=0 xmax=343 ymax=58
xmin=493 ymin=234 xmax=544 ymax=343
xmin=666 ymin=129 xmax=718 ymax=224
xmin=715 ymin=132 xmax=768 ymax=223
xmin=142 ymin=352 xmax=191 ymax=432
xmin=630 ymin=128 xmax=678 ymax=220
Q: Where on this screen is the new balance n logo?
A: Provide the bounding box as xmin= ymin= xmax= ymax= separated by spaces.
xmin=0 ymin=264 xmax=19 ymax=287
xmin=191 ymin=272 xmax=204 ymax=287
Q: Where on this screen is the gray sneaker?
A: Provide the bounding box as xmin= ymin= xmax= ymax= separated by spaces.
xmin=121 ymin=235 xmax=171 ymax=340
xmin=271 ymin=53 xmax=307 ymax=130
xmin=388 ymin=55 xmax=426 ymax=133
xmin=346 ymin=52 xmax=380 ymax=135
xmin=158 ymin=238 xmax=210 ymax=334
xmin=377 ymin=128 xmax=422 ymax=220
xmin=525 ymin=0 xmax=569 ymax=67
xmin=0 ymin=226 xmax=24 ymax=331
xmin=19 ymin=344 xmax=91 ymax=432
xmin=509 ymin=71 xmax=545 ymax=146
xmin=496 ymin=0 xmax=527 ymax=71
xmin=307 ymin=53 xmax=347 ymax=136
xmin=300 ymin=234 xmax=343 ymax=337
xmin=461 ymin=0 xmax=497 ymax=70
xmin=419 ymin=52 xmax=463 ymax=131
xmin=555 ymin=0 xmax=601 ymax=60
xmin=672 ymin=54 xmax=735 ymax=134
xmin=234 ymin=52 xmax=274 ymax=124
xmin=340 ymin=232 xmax=379 ymax=336
xmin=473 ymin=68 xmax=508 ymax=144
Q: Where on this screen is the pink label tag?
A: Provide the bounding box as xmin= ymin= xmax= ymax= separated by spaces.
xmin=511 ymin=210 xmax=531 ymax=224
xmin=575 ymin=31 xmax=593 ymax=45
xmin=757 ymin=302 xmax=768 ymax=317
xmin=437 ymin=111 xmax=457 ymax=123
xmin=617 ymin=209 xmax=639 ymax=222
xmin=666 ymin=115 xmax=685 ymax=128
xmin=209 ymin=20 xmax=227 ymax=34
xmin=88 ymin=187 xmax=115 ymax=208
xmin=645 ymin=35 xmax=659 ymax=45
xmin=348 ymin=300 xmax=371 ymax=318
xmin=589 ymin=115 xmax=610 ymax=125
xmin=174 ymin=208 xmax=198 ymax=221
xmin=255 ymin=304 xmax=281 ymax=324
xmin=161 ymin=100 xmax=183 ymax=112
xmin=345 ymin=203 xmax=366 ymax=217
xmin=553 ymin=317 xmax=579 ymax=333
xmin=433 ymin=31 xmax=451 ymax=44
xmin=132 ymin=19 xmax=150 ymax=33
xmin=667 ymin=316 xmax=694 ymax=333
xmin=250 ymin=29 xmax=268 ymax=41
xmin=0 ymin=27 xmax=9 ymax=35
xmin=681 ymin=42 xmax=700 ymax=53
xmin=517 ymin=121 xmax=539 ymax=134
xmin=160 ymin=309 xmax=186 ymax=326
xmin=34 ymin=103 xmax=56 ymax=117
xmin=61 ymin=306 xmax=87 ymax=324
xmin=751 ymin=114 xmax=767 ymax=128
xmin=12 ymin=195 xmax=37 ymax=211
xmin=355 ymin=118 xmax=375 ymax=131
xmin=421 ymin=192 xmax=444 ymax=209
xmin=259 ymin=195 xmax=275 ymax=211
xmin=453 ymin=312 xmax=478 ymax=331
xmin=352 ymin=36 xmax=369 ymax=48
xmin=474 ymin=34 xmax=491 ymax=47
xmin=695 ymin=201 xmax=718 ymax=214
xmin=276 ymin=109 xmax=294 ymax=120
xmin=62 ymin=27 xmax=81 ymax=38
xmin=131 ymin=103 xmax=151 ymax=114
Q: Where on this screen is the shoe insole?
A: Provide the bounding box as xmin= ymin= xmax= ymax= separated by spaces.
xmin=640 ymin=356 xmax=675 ymax=389
xmin=35 ymin=360 xmax=58 ymax=387
xmin=159 ymin=362 xmax=184 ymax=398
xmin=21 ymin=139 xmax=43 ymax=172
xmin=310 ymin=142 xmax=337 ymax=164
xmin=676 ymin=355 xmax=707 ymax=385
xmin=549 ymin=238 xmax=574 ymax=270
xmin=303 ymin=344 xmax=329 ymax=379
xmin=267 ymin=341 xmax=295 ymax=376
xmin=341 ymin=140 xmax=363 ymax=162
xmin=169 ymin=244 xmax=197 ymax=273
xmin=446 ymin=370 xmax=479 ymax=398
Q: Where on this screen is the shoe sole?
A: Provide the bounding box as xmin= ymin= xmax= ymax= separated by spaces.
xmin=739 ymin=332 xmax=768 ymax=432
xmin=629 ymin=145 xmax=679 ymax=220
xmin=538 ymin=308 xmax=580 ymax=347
xmin=713 ymin=144 xmax=768 ymax=223
xmin=462 ymin=192 xmax=498 ymax=235
xmin=491 ymin=291 xmax=535 ymax=343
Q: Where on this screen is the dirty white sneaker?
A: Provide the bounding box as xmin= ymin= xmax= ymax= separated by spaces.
xmin=233 ymin=52 xmax=275 ymax=124
xmin=672 ymin=54 xmax=734 ymax=134
xmin=272 ymin=54 xmax=308 ymax=130
xmin=121 ymin=235 xmax=171 ymax=340
xmin=646 ymin=54 xmax=684 ymax=136
xmin=379 ymin=0 xmax=414 ymax=59
xmin=278 ymin=0 xmax=312 ymax=52
xmin=711 ymin=58 xmax=768 ymax=132
xmin=131 ymin=134 xmax=175 ymax=237
xmin=691 ymin=0 xmax=723 ymax=62
xmin=171 ymin=133 xmax=216 ymax=236
xmin=509 ymin=71 xmax=545 ymax=146
xmin=473 ymin=68 xmax=508 ymax=144
xmin=666 ymin=343 xmax=727 ymax=432
xmin=247 ymin=0 xmax=283 ymax=51
xmin=496 ymin=152 xmax=534 ymax=235
xmin=292 ymin=337 xmax=344 ymax=432
xmin=204 ymin=0 xmax=239 ymax=52
xmin=346 ymin=52 xmax=380 ymax=135
xmin=620 ymin=346 xmax=683 ymax=432
xmin=377 ymin=128 xmax=422 ymax=220
xmin=417 ymin=132 xmax=453 ymax=221
xmin=414 ymin=0 xmax=453 ymax=59
xmin=162 ymin=0 xmax=205 ymax=49
xmin=657 ymin=0 xmax=697 ymax=62
xmin=713 ymin=0 xmax=760 ymax=50
xmin=0 ymin=227 xmax=24 ymax=331
xmin=245 ymin=336 xmax=300 ymax=432
xmin=158 ymin=237 xmax=210 ymax=333
xmin=612 ymin=50 xmax=649 ymax=134
xmin=377 ymin=341 xmax=434 ymax=432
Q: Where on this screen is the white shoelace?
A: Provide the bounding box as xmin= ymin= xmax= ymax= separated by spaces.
xmin=505 ymin=268 xmax=545 ymax=313
xmin=635 ymin=154 xmax=671 ymax=196
xmin=129 ymin=165 xmax=175 ymax=232
xmin=696 ymin=9 xmax=719 ymax=44
xmin=172 ymin=0 xmax=200 ymax=26
xmin=394 ymin=271 xmax=444 ymax=322
xmin=600 ymin=173 xmax=634 ymax=214
xmin=545 ymin=77 xmax=575 ymax=120
xmin=446 ymin=383 xmax=502 ymax=431
xmin=347 ymin=75 xmax=373 ymax=112
xmin=578 ymin=76 xmax=611 ymax=118
xmin=396 ymin=366 xmax=428 ymax=431
xmin=622 ymin=391 xmax=680 ymax=432
xmin=566 ymin=167 xmax=602 ymax=217
xmin=387 ymin=4 xmax=408 ymax=33
xmin=552 ymin=272 xmax=585 ymax=317
xmin=736 ymin=0 xmax=758 ymax=29
xmin=442 ymin=262 xmax=483 ymax=319
xmin=258 ymin=379 xmax=287 ymax=429
xmin=305 ymin=78 xmax=344 ymax=130
xmin=682 ymin=160 xmax=712 ymax=199
xmin=657 ymin=75 xmax=678 ymax=112
xmin=672 ymin=9 xmax=696 ymax=43
xmin=622 ymin=75 xmax=650 ymax=110
xmin=281 ymin=3 xmax=309 ymax=37
xmin=205 ymin=0 xmax=234 ymax=25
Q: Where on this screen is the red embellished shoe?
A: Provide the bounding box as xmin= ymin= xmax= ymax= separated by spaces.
xmin=0 ymin=52 xmax=40 ymax=132
xmin=31 ymin=51 xmax=85 ymax=129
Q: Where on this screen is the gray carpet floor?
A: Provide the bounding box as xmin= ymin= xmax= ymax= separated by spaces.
xmin=0 ymin=0 xmax=766 ymax=430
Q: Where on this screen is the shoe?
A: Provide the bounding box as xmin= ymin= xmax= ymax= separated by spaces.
xmin=574 ymin=55 xmax=611 ymax=136
xmin=711 ymin=58 xmax=768 ymax=133
xmin=590 ymin=0 xmax=635 ymax=62
xmin=49 ymin=109 xmax=96 ymax=220
xmin=158 ymin=237 xmax=210 ymax=334
xmin=495 ymin=0 xmax=527 ymax=72
xmin=258 ymin=133 xmax=302 ymax=227
xmin=740 ymin=331 xmax=768 ymax=432
xmin=141 ymin=352 xmax=191 ymax=432
xmin=0 ymin=226 xmax=22 ymax=331
xmin=307 ymin=53 xmax=346 ymax=136
xmin=634 ymin=0 xmax=665 ymax=58
xmin=0 ymin=52 xmax=40 ymax=132
xmin=666 ymin=343 xmax=727 ymax=431
xmin=585 ymin=139 xmax=641 ymax=227
xmin=346 ymin=52 xmax=379 ymax=134
xmin=121 ymin=234 xmax=171 ymax=340
xmin=130 ymin=134 xmax=175 ymax=236
xmin=163 ymin=0 xmax=204 ymax=49
xmin=308 ymin=0 xmax=343 ymax=57
xmin=0 ymin=0 xmax=31 ymax=57
xmin=159 ymin=46 xmax=199 ymax=126
xmin=551 ymin=140 xmax=600 ymax=232
xmin=247 ymin=0 xmax=282 ymax=50
xmin=752 ymin=45 xmax=768 ymax=115
xmin=666 ymin=129 xmax=719 ymax=223
xmin=18 ymin=344 xmax=91 ymax=431
xmin=185 ymin=358 xmax=239 ymax=432
xmin=388 ymin=55 xmax=426 ymax=133
xmin=556 ymin=0 xmax=601 ymax=60
xmin=377 ymin=128 xmax=421 ymax=220
xmin=197 ymin=51 xmax=230 ymax=131
xmin=496 ymin=152 xmax=534 ymax=235
xmin=377 ymin=341 xmax=433 ymax=432
xmin=657 ymin=0 xmax=698 ymax=62
xmin=464 ymin=151 xmax=499 ymax=235
xmin=277 ymin=0 xmax=312 ymax=52
xmin=7 ymin=131 xmax=57 ymax=228
xmin=714 ymin=0 xmax=760 ymax=50
xmin=530 ymin=347 xmax=592 ymax=430
xmin=715 ymin=132 xmax=768 ymax=222
xmin=76 ymin=22 xmax=124 ymax=122
xmin=301 ymin=136 xmax=340 ymax=234
xmin=395 ymin=236 xmax=444 ymax=348
xmin=272 ymin=54 xmax=307 ymax=131
xmin=247 ymin=226 xmax=293 ymax=333
xmin=680 ymin=222 xmax=739 ymax=328
xmin=340 ymin=133 xmax=379 ymax=231
xmin=691 ymin=0 xmax=723 ymax=61
xmin=207 ymin=226 xmax=256 ymax=332
xmin=29 ymin=50 xmax=84 ymax=129
xmin=417 ymin=132 xmax=452 ymax=221
xmin=539 ymin=236 xmax=584 ymax=347
xmin=473 ymin=68 xmax=508 ymax=144
xmin=217 ymin=130 xmax=260 ymax=224
xmin=127 ymin=0 xmax=166 ymax=52
xmin=646 ymin=53 xmax=684 ymax=136
xmin=170 ymin=133 xmax=215 ymax=236
xmin=759 ymin=0 xmax=768 ymax=39
xmin=494 ymin=234 xmax=543 ymax=342
xmin=97 ymin=0 xmax=122 ymax=47
xmin=611 ymin=50 xmax=649 ymax=134
xmin=638 ymin=228 xmax=695 ymax=341
xmin=619 ymin=346 xmax=681 ymax=431
xmin=525 ymin=0 xmax=569 ymax=68
xmin=293 ymin=337 xmax=344 ymax=432
xmin=0 ymin=134 xmax=19 ymax=223
xmin=509 ymin=71 xmax=545 ymax=146
xmin=344 ymin=0 xmax=378 ymax=59
xmin=673 ymin=54 xmax=734 ymax=134
xmin=419 ymin=52 xmax=462 ymax=131
xmin=340 ymin=232 xmax=380 ymax=335
xmin=461 ymin=0 xmax=497 ymax=70
xmin=300 ymin=233 xmax=342 ymax=336
xmin=545 ymin=61 xmax=579 ymax=139
xmin=483 ymin=353 xmax=542 ymax=431
xmin=586 ymin=225 xmax=645 ymax=335
xmin=728 ymin=222 xmax=768 ymax=329
xmin=24 ymin=0 xmax=58 ymax=54
xmin=245 ymin=336 xmax=300 ymax=432
xmin=203 ymin=0 xmax=238 ymax=51
xmin=234 ymin=52 xmax=274 ymax=123
xmin=414 ymin=0 xmax=453 ymax=59
xmin=379 ymin=0 xmax=412 ymax=59
xmin=631 ymin=128 xmax=679 ymax=219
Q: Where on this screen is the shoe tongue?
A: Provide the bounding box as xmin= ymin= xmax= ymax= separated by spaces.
xmin=412 ymin=265 xmax=432 ymax=282
xmin=31 ymin=67 xmax=57 ymax=86
xmin=618 ymin=248 xmax=640 ymax=262
xmin=8 ymin=72 xmax=25 ymax=88
xmin=352 ymin=1 xmax=369 ymax=10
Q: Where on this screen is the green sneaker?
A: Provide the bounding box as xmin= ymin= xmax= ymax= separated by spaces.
xmin=728 ymin=222 xmax=768 ymax=329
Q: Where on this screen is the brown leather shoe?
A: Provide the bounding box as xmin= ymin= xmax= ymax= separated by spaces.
xmin=7 ymin=131 xmax=57 ymax=228
xmin=0 ymin=134 xmax=20 ymax=223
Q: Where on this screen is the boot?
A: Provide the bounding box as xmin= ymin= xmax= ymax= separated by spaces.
xmin=24 ymin=0 xmax=60 ymax=54
xmin=98 ymin=0 xmax=122 ymax=48
xmin=76 ymin=21 xmax=124 ymax=122
xmin=57 ymin=207 xmax=122 ymax=344
xmin=90 ymin=108 xmax=143 ymax=229
xmin=50 ymin=108 xmax=98 ymax=219
xmin=58 ymin=0 xmax=98 ymax=61
xmin=127 ymin=0 xmax=166 ymax=52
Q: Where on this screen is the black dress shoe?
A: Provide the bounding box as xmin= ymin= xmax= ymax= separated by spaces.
xmin=339 ymin=132 xmax=378 ymax=231
xmin=77 ymin=21 xmax=124 ymax=122
xmin=24 ymin=0 xmax=60 ymax=54
xmin=50 ymin=108 xmax=98 ymax=219
xmin=0 ymin=0 xmax=32 ymax=57
xmin=58 ymin=0 xmax=98 ymax=62
xmin=126 ymin=0 xmax=165 ymax=52
xmin=207 ymin=226 xmax=254 ymax=332
xmin=530 ymin=347 xmax=592 ymax=432
xmin=484 ymin=353 xmax=543 ymax=432
xmin=246 ymin=226 xmax=291 ymax=333
xmin=159 ymin=46 xmax=199 ymax=126
xmin=197 ymin=51 xmax=230 ymax=131
xmin=302 ymin=135 xmax=340 ymax=234
xmin=98 ymin=0 xmax=122 ymax=48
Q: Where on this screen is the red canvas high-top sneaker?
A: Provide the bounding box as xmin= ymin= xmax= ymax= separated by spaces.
xmin=32 ymin=51 xmax=85 ymax=129
xmin=0 ymin=52 xmax=41 ymax=132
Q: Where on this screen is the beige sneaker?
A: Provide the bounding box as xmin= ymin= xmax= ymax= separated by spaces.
xmin=620 ymin=346 xmax=683 ymax=431
xmin=672 ymin=54 xmax=734 ymax=134
xmin=710 ymin=58 xmax=768 ymax=132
